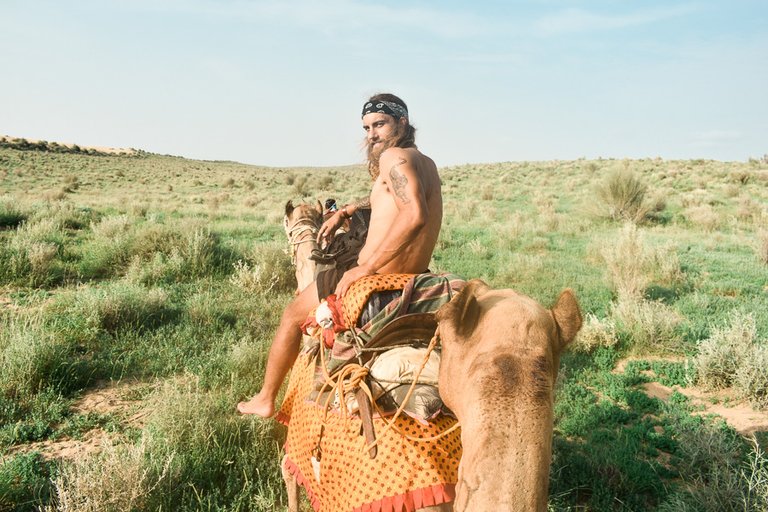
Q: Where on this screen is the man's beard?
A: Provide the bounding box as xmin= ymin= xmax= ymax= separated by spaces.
xmin=366 ymin=129 xmax=401 ymax=180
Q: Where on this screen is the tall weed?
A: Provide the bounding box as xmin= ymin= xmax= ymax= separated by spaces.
xmin=600 ymin=222 xmax=650 ymax=300
xmin=44 ymin=438 xmax=174 ymax=512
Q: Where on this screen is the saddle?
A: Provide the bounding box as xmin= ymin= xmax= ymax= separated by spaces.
xmin=309 ymin=208 xmax=370 ymax=269
xmin=304 ymin=272 xmax=465 ymax=458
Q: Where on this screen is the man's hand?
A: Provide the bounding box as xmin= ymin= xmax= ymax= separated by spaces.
xmin=335 ymin=264 xmax=375 ymax=299
xmin=316 ymin=211 xmax=346 ymax=245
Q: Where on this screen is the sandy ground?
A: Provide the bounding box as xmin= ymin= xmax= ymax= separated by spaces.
xmin=616 ymin=356 xmax=768 ymax=435
xmin=3 ymin=380 xmax=151 ymax=462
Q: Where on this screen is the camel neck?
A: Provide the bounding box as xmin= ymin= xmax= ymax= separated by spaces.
xmin=453 ymin=409 xmax=553 ymax=512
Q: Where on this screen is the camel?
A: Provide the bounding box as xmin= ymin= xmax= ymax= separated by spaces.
xmin=284 ymin=200 xmax=323 ymax=293
xmin=277 ymin=277 xmax=582 ymax=511
xmin=435 ymin=279 xmax=582 ymax=511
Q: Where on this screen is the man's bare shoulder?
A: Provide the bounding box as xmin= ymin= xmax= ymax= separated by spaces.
xmin=379 ymin=147 xmax=435 ymax=173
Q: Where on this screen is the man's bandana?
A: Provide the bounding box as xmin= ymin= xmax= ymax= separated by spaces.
xmin=361 ymin=100 xmax=408 ymax=120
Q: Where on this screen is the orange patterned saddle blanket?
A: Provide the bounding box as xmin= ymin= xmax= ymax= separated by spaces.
xmin=277 ymin=352 xmax=461 ymax=512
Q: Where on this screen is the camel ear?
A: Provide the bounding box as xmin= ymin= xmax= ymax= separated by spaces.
xmin=285 ymin=200 xmax=295 ymax=216
xmin=551 ymin=289 xmax=582 ymax=349
xmin=437 ymin=279 xmax=489 ymax=340
xmin=315 ymin=200 xmax=323 ymax=215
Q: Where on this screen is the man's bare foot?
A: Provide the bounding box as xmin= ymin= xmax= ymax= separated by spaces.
xmin=237 ymin=392 xmax=275 ymax=418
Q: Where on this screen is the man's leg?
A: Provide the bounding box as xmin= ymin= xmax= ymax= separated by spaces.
xmin=237 ymin=281 xmax=320 ymax=417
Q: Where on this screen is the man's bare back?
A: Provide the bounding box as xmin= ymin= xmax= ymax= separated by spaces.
xmin=360 ymin=146 xmax=441 ymax=275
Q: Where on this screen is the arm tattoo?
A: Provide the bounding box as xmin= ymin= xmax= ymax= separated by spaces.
xmin=389 ymin=158 xmax=410 ymax=204
xmin=351 ymin=197 xmax=370 ymax=209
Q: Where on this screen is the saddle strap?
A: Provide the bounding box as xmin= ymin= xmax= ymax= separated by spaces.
xmin=355 ymin=386 xmax=377 ymax=459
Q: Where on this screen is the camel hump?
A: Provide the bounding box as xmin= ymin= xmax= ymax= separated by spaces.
xmin=551 ymin=288 xmax=582 ymax=349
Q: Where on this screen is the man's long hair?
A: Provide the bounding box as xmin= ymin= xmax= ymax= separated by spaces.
xmin=364 ymin=93 xmax=417 ymax=179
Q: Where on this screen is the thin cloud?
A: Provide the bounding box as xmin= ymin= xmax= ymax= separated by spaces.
xmin=533 ymin=5 xmax=698 ymax=36
xmin=119 ymin=0 xmax=487 ymax=39
xmin=691 ymin=129 xmax=743 ymax=145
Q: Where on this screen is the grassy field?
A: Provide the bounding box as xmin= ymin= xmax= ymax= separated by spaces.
xmin=1 ymin=141 xmax=768 ymax=511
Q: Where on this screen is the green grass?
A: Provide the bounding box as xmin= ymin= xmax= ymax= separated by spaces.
xmin=1 ymin=146 xmax=767 ymax=510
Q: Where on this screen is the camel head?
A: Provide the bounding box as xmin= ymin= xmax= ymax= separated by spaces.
xmin=284 ymin=199 xmax=323 ymax=237
xmin=284 ymin=200 xmax=323 ymax=292
xmin=435 ymin=279 xmax=582 ymax=512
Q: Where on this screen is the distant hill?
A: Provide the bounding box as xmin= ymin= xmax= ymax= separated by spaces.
xmin=0 ymin=135 xmax=143 ymax=156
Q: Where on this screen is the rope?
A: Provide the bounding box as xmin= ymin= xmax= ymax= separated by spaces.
xmin=286 ymin=218 xmax=319 ymax=265
xmin=364 ymin=333 xmax=461 ymax=450
xmin=310 ymin=330 xmax=460 ymax=456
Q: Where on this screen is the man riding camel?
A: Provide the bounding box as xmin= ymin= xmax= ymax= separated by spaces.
xmin=238 ymin=93 xmax=442 ymax=417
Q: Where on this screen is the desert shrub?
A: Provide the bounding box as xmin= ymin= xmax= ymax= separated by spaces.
xmin=592 ymin=167 xmax=652 ymax=222
xmin=684 ymin=204 xmax=720 ymax=231
xmin=610 ymin=296 xmax=682 ymax=354
xmin=572 ymin=313 xmax=618 ymax=353
xmin=90 ymin=214 xmax=132 ymax=239
xmin=648 ymin=242 xmax=685 ymax=289
xmin=758 ymin=228 xmax=768 ymax=266
xmin=734 ymin=343 xmax=768 ymax=410
xmin=694 ymin=311 xmax=757 ymax=391
xmin=123 ymin=252 xmax=186 ymax=285
xmin=11 ymin=217 xmax=65 ymax=250
xmin=180 ymin=225 xmax=220 ymax=277
xmin=293 ymin=174 xmax=309 ymax=196
xmin=0 ymin=195 xmax=27 ymax=228
xmin=49 ymin=282 xmax=176 ymax=335
xmin=230 ymin=243 xmax=294 ymax=294
xmin=0 ymin=315 xmax=91 ymax=399
xmin=44 ymin=438 xmax=174 ymax=512
xmin=600 ymin=223 xmax=651 ymax=300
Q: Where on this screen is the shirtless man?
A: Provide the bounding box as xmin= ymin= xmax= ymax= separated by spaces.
xmin=237 ymin=93 xmax=442 ymax=418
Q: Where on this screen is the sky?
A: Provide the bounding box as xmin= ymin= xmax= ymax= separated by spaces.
xmin=2 ymin=0 xmax=766 ymax=167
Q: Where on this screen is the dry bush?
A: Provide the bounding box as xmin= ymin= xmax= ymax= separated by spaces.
xmin=44 ymin=438 xmax=174 ymax=512
xmin=532 ymin=192 xmax=559 ymax=231
xmin=694 ymin=311 xmax=756 ymax=391
xmin=734 ymin=345 xmax=768 ymax=410
xmin=684 ymin=204 xmax=720 ymax=231
xmin=757 ymin=228 xmax=768 ymax=266
xmin=293 ymin=175 xmax=309 ymax=197
xmin=44 ymin=188 xmax=67 ymax=201
xmin=572 ymin=313 xmax=619 ymax=353
xmin=601 ymin=223 xmax=651 ymax=301
xmin=90 ymin=214 xmax=132 ymax=240
xmin=230 ymin=243 xmax=294 ymax=294
xmin=648 ymin=242 xmax=685 ymax=288
xmin=592 ymin=167 xmax=652 ymax=222
xmin=736 ymin=195 xmax=760 ymax=222
xmin=26 ymin=242 xmax=58 ymax=274
xmin=610 ymin=296 xmax=682 ymax=353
